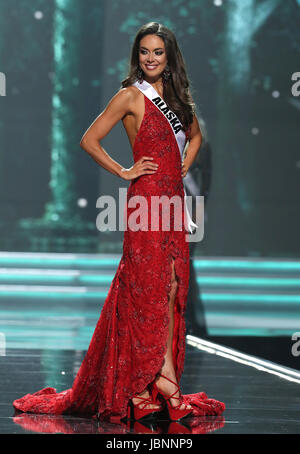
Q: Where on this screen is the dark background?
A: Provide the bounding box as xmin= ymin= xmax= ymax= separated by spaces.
xmin=0 ymin=0 xmax=299 ymax=256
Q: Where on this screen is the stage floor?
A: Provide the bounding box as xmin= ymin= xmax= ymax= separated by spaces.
xmin=1 ymin=338 xmax=299 ymax=434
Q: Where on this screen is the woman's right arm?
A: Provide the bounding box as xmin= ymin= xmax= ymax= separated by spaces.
xmin=80 ymin=87 xmax=158 ymax=181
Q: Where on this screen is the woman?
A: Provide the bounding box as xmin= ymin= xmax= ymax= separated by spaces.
xmin=13 ymin=22 xmax=225 ymax=423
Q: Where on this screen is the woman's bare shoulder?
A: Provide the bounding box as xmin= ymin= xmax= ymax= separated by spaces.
xmin=104 ymin=86 xmax=139 ymax=114
xmin=116 ymin=85 xmax=141 ymax=101
xmin=110 ymin=85 xmax=142 ymax=113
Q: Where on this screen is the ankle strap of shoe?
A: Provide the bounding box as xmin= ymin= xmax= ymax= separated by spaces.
xmin=159 ymin=373 xmax=178 ymax=388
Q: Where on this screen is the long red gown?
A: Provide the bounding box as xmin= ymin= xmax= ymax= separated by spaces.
xmin=13 ymin=79 xmax=225 ymax=423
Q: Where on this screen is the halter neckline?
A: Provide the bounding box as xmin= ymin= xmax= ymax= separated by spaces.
xmin=141 ymin=79 xmax=165 ymax=101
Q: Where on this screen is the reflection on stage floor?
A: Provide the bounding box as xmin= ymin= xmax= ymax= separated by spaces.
xmin=1 ymin=340 xmax=299 ymax=434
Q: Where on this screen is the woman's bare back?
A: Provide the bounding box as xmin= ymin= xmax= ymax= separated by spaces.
xmin=121 ymin=86 xmax=145 ymax=150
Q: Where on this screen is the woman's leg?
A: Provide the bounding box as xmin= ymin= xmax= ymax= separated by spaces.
xmin=133 ymin=258 xmax=191 ymax=410
xmin=154 ymin=257 xmax=192 ymax=410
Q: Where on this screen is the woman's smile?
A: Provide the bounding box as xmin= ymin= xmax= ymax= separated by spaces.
xmin=145 ymin=64 xmax=159 ymax=70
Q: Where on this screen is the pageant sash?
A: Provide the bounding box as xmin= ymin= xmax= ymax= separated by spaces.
xmin=132 ymin=79 xmax=198 ymax=234
xmin=133 ymin=79 xmax=187 ymax=158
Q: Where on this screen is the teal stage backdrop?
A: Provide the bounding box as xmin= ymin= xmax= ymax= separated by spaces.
xmin=0 ymin=0 xmax=299 ymax=257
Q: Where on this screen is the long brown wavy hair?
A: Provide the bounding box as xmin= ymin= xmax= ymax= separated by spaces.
xmin=121 ymin=22 xmax=196 ymax=131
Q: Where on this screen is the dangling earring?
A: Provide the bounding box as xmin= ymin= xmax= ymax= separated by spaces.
xmin=137 ymin=66 xmax=144 ymax=83
xmin=162 ymin=64 xmax=171 ymax=84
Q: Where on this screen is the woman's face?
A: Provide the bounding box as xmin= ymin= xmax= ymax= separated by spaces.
xmin=138 ymin=34 xmax=168 ymax=81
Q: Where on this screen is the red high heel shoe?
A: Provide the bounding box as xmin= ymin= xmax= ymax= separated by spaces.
xmin=127 ymin=391 xmax=162 ymax=421
xmin=151 ymin=374 xmax=193 ymax=421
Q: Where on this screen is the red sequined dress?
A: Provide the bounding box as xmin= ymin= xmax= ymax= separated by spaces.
xmin=13 ymin=79 xmax=225 ymax=422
